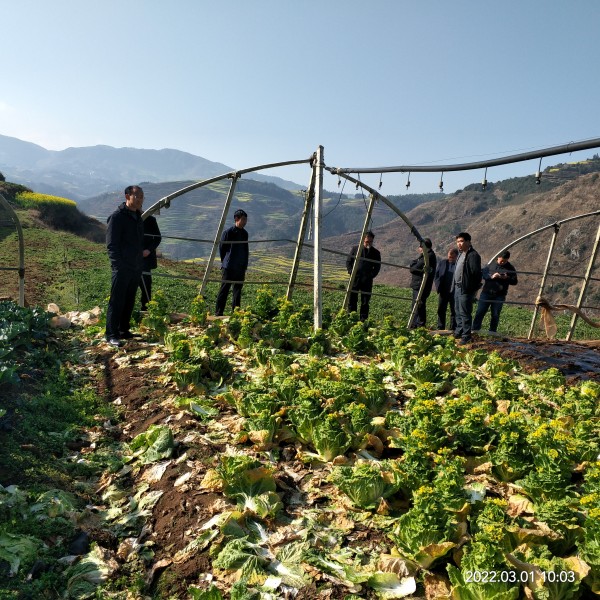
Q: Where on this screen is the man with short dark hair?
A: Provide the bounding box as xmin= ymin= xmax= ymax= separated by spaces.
xmin=215 ymin=209 xmax=249 ymax=316
xmin=346 ymin=231 xmax=382 ymax=321
xmin=452 ymin=232 xmax=482 ymax=345
xmin=105 ymin=185 xmax=145 ymax=347
xmin=409 ymin=237 xmax=437 ymax=328
xmin=472 ymin=250 xmax=518 ymax=333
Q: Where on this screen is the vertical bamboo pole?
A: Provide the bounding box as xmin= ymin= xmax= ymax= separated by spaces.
xmin=566 ymin=220 xmax=600 ymax=341
xmin=199 ymin=174 xmax=239 ymax=297
xmin=286 ymin=167 xmax=316 ymax=300
xmin=528 ymin=224 xmax=560 ymax=339
xmin=343 ymin=193 xmax=377 ymax=311
xmin=313 ymin=146 xmax=324 ymax=330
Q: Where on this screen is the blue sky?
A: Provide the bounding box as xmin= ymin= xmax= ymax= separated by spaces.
xmin=2 ymin=1 xmax=600 ymax=194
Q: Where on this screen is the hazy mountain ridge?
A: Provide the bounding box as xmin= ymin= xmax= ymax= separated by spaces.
xmin=0 ymin=134 xmax=305 ymax=201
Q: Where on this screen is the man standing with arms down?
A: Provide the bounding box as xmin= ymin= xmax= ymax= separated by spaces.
xmin=472 ymin=250 xmax=518 ymax=333
xmin=105 ymin=185 xmax=145 ymax=347
xmin=434 ymin=247 xmax=458 ymax=330
xmin=346 ymin=230 xmax=382 ymax=321
xmin=452 ymin=232 xmax=482 ymax=345
xmin=215 ymin=209 xmax=249 ymax=316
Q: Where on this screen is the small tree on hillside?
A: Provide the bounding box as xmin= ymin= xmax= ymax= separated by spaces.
xmin=0 ymin=171 xmax=5 ymax=182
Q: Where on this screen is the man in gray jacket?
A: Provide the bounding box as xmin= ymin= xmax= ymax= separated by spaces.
xmin=452 ymin=232 xmax=482 ymax=345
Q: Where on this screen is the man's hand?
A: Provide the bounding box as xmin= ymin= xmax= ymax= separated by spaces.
xmin=143 ymin=249 xmax=151 ymax=258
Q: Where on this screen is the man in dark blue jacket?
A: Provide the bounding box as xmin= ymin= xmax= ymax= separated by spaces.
xmin=346 ymin=231 xmax=382 ymax=321
xmin=215 ymin=209 xmax=249 ymax=316
xmin=105 ymin=185 xmax=145 ymax=347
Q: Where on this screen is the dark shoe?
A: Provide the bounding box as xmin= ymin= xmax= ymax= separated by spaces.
xmin=107 ymin=337 xmax=123 ymax=348
xmin=119 ymin=331 xmax=135 ymax=339
xmin=457 ymin=337 xmax=472 ymax=346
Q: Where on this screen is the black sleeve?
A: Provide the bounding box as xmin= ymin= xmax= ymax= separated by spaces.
xmin=106 ymin=213 xmax=123 ymax=268
xmin=409 ymin=256 xmax=424 ymax=275
xmin=219 ymin=228 xmax=230 ymax=261
xmin=346 ymin=247 xmax=356 ymax=273
xmin=144 ymin=217 xmax=162 ymax=252
xmin=371 ymin=248 xmax=381 ymax=278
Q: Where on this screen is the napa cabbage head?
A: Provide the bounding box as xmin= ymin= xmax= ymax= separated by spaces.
xmin=330 ymin=460 xmax=405 ymax=510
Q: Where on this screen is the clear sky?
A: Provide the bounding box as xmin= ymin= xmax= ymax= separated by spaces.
xmin=2 ymin=1 xmax=600 ymax=195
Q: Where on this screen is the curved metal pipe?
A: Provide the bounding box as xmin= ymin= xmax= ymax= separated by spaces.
xmin=331 ymin=137 xmax=600 ymax=175
xmin=487 ymin=210 xmax=600 ymax=264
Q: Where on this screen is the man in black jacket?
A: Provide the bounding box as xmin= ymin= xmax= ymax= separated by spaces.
xmin=452 ymin=232 xmax=482 ymax=345
xmin=434 ymin=247 xmax=458 ymax=330
xmin=472 ymin=250 xmax=518 ymax=333
xmin=139 ymin=214 xmax=162 ymax=311
xmin=409 ymin=238 xmax=437 ymax=328
xmin=346 ymin=231 xmax=382 ymax=320
xmin=105 ymin=185 xmax=145 ymax=347
xmin=215 ymin=209 xmax=249 ymax=316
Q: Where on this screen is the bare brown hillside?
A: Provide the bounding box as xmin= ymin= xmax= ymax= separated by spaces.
xmin=327 ymin=172 xmax=600 ymax=308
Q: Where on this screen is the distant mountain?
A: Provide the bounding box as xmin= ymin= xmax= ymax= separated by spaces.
xmin=0 ymin=134 xmax=305 ymax=201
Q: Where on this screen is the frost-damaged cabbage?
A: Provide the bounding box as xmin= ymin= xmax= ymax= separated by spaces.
xmin=367 ymin=572 xmax=417 ymax=599
xmin=126 ymin=424 xmax=174 ymax=464
xmin=64 ymin=545 xmax=118 ymax=599
xmin=216 ymin=455 xmax=282 ymax=519
xmin=30 ymin=489 xmax=79 ymax=518
xmin=330 ymin=460 xmax=405 ymax=510
xmin=212 ymin=538 xmax=310 ymax=595
xmin=0 ymin=532 xmax=40 ymax=576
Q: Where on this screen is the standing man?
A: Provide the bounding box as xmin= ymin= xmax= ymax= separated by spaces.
xmin=105 ymin=185 xmax=145 ymax=347
xmin=434 ymin=247 xmax=458 ymax=330
xmin=452 ymin=232 xmax=482 ymax=345
xmin=472 ymin=250 xmax=518 ymax=333
xmin=408 ymin=238 xmax=437 ymax=328
xmin=215 ymin=209 xmax=249 ymax=316
xmin=139 ymin=214 xmax=162 ymax=311
xmin=346 ymin=230 xmax=382 ymax=321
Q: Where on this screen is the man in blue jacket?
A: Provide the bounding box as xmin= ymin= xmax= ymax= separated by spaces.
xmin=434 ymin=247 xmax=458 ymax=330
xmin=215 ymin=209 xmax=249 ymax=316
xmin=472 ymin=250 xmax=518 ymax=333
xmin=105 ymin=185 xmax=145 ymax=347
